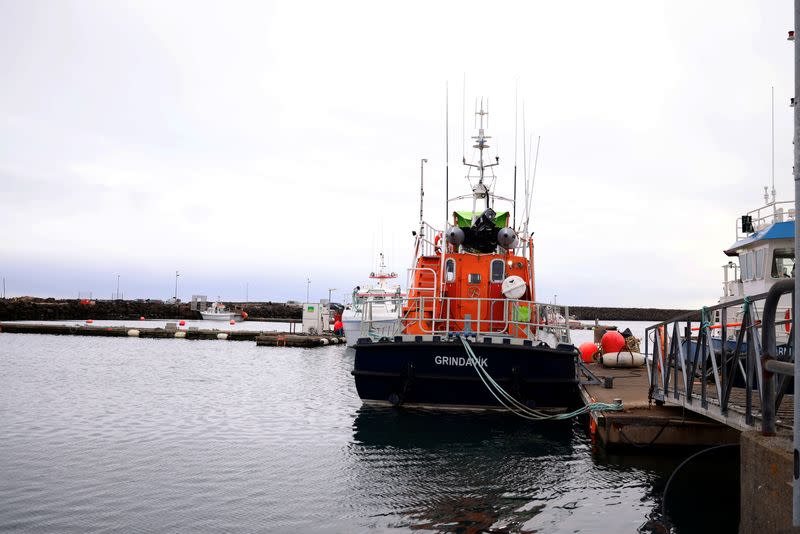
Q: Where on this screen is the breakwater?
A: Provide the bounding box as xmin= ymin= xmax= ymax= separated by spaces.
xmin=0 ymin=298 xmax=693 ymax=323
xmin=0 ymin=298 xmax=301 ymax=322
xmin=568 ymin=306 xmax=695 ymax=322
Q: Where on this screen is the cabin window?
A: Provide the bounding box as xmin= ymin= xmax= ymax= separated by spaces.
xmin=741 ymin=252 xmax=755 ymax=281
xmin=468 ymin=273 xmax=481 ymax=284
xmin=772 ymin=248 xmax=796 ymax=278
xmin=755 ymin=249 xmax=765 ymax=279
xmin=445 ymin=259 xmax=456 ymax=282
xmin=490 ymin=259 xmax=505 ymax=282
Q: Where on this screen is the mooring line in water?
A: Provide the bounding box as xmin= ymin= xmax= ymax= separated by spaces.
xmin=458 ymin=336 xmax=623 ymax=421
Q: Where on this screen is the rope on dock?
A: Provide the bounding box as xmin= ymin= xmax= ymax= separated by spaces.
xmin=458 ymin=336 xmax=623 ymax=421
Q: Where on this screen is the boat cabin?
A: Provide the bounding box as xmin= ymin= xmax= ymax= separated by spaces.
xmin=721 ymin=202 xmax=796 ymax=302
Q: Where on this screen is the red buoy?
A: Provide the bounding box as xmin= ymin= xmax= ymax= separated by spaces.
xmin=85 ymin=319 xmax=93 ymax=324
xmin=139 ymin=316 xmax=145 ymax=321
xmin=601 ymin=331 xmax=626 ymax=353
xmin=179 ymin=320 xmax=186 ymax=326
xmin=230 ymin=320 xmax=236 ymax=325
xmin=241 ymin=311 xmax=249 ymax=319
xmin=578 ymin=342 xmax=598 ymax=363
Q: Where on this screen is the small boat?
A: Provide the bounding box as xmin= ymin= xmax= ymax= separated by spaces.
xmin=200 ymin=301 xmax=239 ymax=321
xmin=342 ymin=253 xmax=403 ymax=347
xmin=352 ymin=101 xmax=578 ymax=411
xmin=683 ymin=193 xmax=795 ymax=361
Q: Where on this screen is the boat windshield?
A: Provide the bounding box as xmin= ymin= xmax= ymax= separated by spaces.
xmin=772 ymin=248 xmax=795 ymax=278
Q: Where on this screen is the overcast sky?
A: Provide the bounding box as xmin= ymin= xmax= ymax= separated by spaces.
xmin=0 ymin=0 xmax=795 ymax=307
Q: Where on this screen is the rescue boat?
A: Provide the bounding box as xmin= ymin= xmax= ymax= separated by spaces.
xmin=351 ymin=102 xmax=579 ymax=410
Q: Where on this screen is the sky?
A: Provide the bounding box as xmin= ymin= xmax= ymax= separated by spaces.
xmin=0 ymin=0 xmax=796 ymax=307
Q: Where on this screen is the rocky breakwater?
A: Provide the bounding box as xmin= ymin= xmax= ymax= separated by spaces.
xmin=569 ymin=306 xmax=697 ymax=322
xmin=0 ymin=297 xmax=302 ymax=322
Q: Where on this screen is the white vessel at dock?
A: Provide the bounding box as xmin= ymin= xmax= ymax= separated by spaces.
xmin=200 ymin=301 xmax=239 ymax=321
xmin=342 ymin=253 xmax=403 ymax=346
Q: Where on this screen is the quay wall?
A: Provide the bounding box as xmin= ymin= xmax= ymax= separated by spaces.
xmin=0 ymin=298 xmax=301 ymax=322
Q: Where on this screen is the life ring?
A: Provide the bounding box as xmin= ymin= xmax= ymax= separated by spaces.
xmin=434 ymin=234 xmax=442 ymax=254
xmin=785 ymin=309 xmax=792 ymax=334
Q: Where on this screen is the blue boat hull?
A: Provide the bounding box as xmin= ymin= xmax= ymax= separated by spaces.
xmin=352 ymin=339 xmax=579 ymax=410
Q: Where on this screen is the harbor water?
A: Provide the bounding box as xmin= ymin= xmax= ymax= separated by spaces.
xmin=0 ymin=325 xmax=737 ymax=533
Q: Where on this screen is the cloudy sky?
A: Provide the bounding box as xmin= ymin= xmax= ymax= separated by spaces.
xmin=0 ymin=0 xmax=795 ymax=307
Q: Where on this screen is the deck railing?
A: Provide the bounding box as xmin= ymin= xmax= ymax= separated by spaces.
xmin=735 ymin=200 xmax=797 ymax=240
xmin=357 ymin=296 xmax=572 ymax=344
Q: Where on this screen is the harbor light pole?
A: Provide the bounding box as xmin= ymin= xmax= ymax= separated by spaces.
xmin=328 ymin=287 xmax=336 ymax=304
xmin=306 ymin=278 xmax=311 ymax=304
xmin=174 ymin=271 xmax=180 ymax=302
xmin=793 ymin=0 xmax=800 ymax=524
xmin=116 ymin=274 xmax=120 ymax=300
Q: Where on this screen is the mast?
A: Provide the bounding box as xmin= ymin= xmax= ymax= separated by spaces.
xmin=463 ymin=100 xmax=498 ymax=210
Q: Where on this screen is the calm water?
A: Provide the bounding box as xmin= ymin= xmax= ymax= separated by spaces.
xmin=0 ymin=331 xmax=736 ymax=533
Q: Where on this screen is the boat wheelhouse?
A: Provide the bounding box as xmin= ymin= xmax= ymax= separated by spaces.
xmin=352 ymin=101 xmax=579 ymax=411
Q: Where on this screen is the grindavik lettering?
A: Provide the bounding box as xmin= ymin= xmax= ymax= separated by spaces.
xmin=434 ymin=355 xmax=488 ymax=367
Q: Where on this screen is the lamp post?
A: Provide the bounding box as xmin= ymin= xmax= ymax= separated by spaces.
xmin=306 ymin=278 xmax=311 ymax=304
xmin=328 ymin=287 xmax=336 ymax=304
xmin=174 ymin=271 xmax=180 ymax=302
xmin=116 ymin=274 xmax=120 ymax=300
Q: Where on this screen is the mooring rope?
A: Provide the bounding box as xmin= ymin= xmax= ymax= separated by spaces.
xmin=458 ymin=336 xmax=623 ymax=421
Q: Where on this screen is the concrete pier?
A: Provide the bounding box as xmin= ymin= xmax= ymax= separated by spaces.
xmin=580 ymin=363 xmax=739 ymax=448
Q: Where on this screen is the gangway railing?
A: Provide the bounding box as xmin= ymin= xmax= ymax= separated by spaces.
xmin=645 ymin=284 xmax=794 ymax=434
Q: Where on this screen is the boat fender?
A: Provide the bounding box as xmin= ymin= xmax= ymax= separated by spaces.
xmin=434 ymin=233 xmax=442 ymax=254
xmin=127 ymin=329 xmax=140 ymax=337
xmin=174 ymin=331 xmax=186 ymax=338
xmin=217 ymin=333 xmax=228 ymax=340
xmin=320 ymin=338 xmax=329 ymax=345
xmin=601 ymin=351 xmax=645 ymax=368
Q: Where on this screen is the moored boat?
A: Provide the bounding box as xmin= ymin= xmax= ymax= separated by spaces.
xmin=352 ymin=102 xmax=579 ymax=411
xmin=342 ymin=253 xmax=403 ymax=347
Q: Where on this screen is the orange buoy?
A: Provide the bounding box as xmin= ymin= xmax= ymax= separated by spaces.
xmin=179 ymin=320 xmax=186 ymax=326
xmin=139 ymin=316 xmax=145 ymax=321
xmin=230 ymin=320 xmax=236 ymax=325
xmin=241 ymin=311 xmax=249 ymax=319
xmin=601 ymin=330 xmax=625 ymax=354
xmin=85 ymin=319 xmax=93 ymax=324
xmin=578 ymin=342 xmax=598 ymax=363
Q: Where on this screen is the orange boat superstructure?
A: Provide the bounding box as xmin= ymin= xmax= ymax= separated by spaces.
xmin=402 ymin=220 xmax=539 ymax=339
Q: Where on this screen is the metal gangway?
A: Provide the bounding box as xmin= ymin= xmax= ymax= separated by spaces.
xmin=645 ymin=281 xmax=795 ymax=434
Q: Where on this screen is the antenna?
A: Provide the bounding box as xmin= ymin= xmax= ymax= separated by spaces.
xmin=462 ymin=73 xmax=466 ymax=162
xmin=771 ymin=85 xmax=776 ymax=205
xmin=446 ymin=81 xmax=450 ymax=226
xmin=513 ymin=81 xmax=518 ymax=229
xmin=526 ymin=136 xmax=542 ymax=227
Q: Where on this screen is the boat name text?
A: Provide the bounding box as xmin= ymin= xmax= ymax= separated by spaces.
xmin=434 ymin=355 xmax=488 ymax=368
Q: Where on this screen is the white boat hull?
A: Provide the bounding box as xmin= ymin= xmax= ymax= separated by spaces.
xmin=200 ymin=312 xmax=239 ymax=321
xmin=343 ymin=318 xmax=400 ymax=347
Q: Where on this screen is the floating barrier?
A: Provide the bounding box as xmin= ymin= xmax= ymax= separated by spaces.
xmin=0 ymin=322 xmax=340 ymax=348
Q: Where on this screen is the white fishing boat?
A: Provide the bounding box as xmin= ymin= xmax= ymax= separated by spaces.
xmin=342 ymin=253 xmax=403 ymax=346
xmin=200 ymin=301 xmax=239 ymax=321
